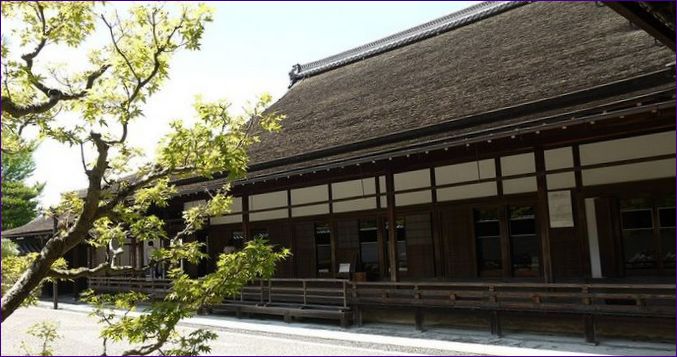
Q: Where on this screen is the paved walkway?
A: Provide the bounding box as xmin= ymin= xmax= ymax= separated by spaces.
xmin=1 ymin=301 xmax=674 ymax=356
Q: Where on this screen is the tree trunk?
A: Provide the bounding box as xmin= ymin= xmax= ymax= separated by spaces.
xmin=2 ymin=134 xmax=108 ymax=322
xmin=2 ymin=237 xmax=67 ymax=322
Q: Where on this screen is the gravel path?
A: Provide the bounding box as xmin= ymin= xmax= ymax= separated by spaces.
xmin=1 ymin=306 xmax=470 ymax=356
xmin=3 ymin=303 xmax=674 ymax=356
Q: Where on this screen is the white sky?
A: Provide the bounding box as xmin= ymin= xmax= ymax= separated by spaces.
xmin=12 ymin=1 xmax=477 ymax=207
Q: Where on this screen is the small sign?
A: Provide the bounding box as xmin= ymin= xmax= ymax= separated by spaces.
xmin=548 ymin=190 xmax=574 ymax=228
xmin=338 ymin=263 xmax=351 ymax=273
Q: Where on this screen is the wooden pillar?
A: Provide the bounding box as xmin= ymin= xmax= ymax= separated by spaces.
xmin=430 ymin=167 xmax=443 ymax=278
xmin=52 ymin=282 xmax=58 ymax=310
xmin=242 ymin=194 xmax=250 ymax=240
xmin=130 ymin=237 xmax=137 ymax=268
xmin=385 ymin=172 xmax=399 ymax=282
xmin=287 ymin=189 xmax=298 ymax=278
xmin=490 ymin=310 xmax=502 ymax=337
xmin=535 ymin=147 xmax=553 ymax=283
xmin=584 ymin=314 xmax=597 ymax=344
xmin=573 ymin=145 xmax=592 ymax=278
xmin=52 ymin=215 xmax=59 ymax=309
xmin=496 ymin=157 xmax=512 ymax=278
xmin=415 ymin=308 xmax=425 ymax=331
xmin=375 ymin=176 xmax=387 ymax=279
xmin=328 ymin=184 xmax=337 ymax=276
xmin=137 ymin=239 xmax=144 ymax=270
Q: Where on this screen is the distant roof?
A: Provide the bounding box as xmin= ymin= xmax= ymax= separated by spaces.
xmin=2 ymin=216 xmax=53 ymax=238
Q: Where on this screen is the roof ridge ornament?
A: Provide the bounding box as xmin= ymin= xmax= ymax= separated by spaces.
xmin=287 ymin=1 xmax=529 ymax=87
xmin=288 ymin=63 xmax=301 ymax=88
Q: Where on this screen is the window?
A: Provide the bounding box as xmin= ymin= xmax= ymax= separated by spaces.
xmin=621 ymin=198 xmax=656 ymax=270
xmin=621 ymin=195 xmax=675 ymax=274
xmin=251 ymin=229 xmax=269 ymax=240
xmin=232 ymin=231 xmax=245 ymax=249
xmin=658 ymin=201 xmax=675 ymax=269
xmin=474 ymin=205 xmax=540 ymax=278
xmin=315 ymin=223 xmax=331 ymax=274
xmin=474 ymin=209 xmax=502 ymax=276
xmin=509 ymin=206 xmax=539 ymax=277
xmin=358 ymin=220 xmax=379 ymax=275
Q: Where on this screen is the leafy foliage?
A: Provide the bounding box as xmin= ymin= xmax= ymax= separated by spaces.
xmin=20 ymin=321 xmax=61 ymax=356
xmin=82 ymin=239 xmax=289 ymax=356
xmin=1 ymin=239 xmax=20 ymax=259
xmin=1 ymin=147 xmax=44 ymax=230
xmin=2 ymin=249 xmax=67 ymax=307
xmin=1 ymin=2 xmax=287 ymax=356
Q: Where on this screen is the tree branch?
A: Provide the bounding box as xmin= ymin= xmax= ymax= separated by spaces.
xmin=1 ymin=64 xmax=110 ymax=118
xmin=48 ymin=263 xmax=140 ymax=280
xmin=101 ymin=14 xmax=139 ymax=82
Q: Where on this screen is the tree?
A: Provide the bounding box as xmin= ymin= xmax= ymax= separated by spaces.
xmin=2 ymin=147 xmax=45 ymax=230
xmin=1 ymin=2 xmax=288 ymax=354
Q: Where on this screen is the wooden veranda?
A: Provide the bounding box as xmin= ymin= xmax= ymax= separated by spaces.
xmin=87 ymin=277 xmax=675 ymax=342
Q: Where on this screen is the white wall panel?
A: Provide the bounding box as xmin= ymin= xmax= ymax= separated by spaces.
xmin=503 ymin=177 xmax=537 ymax=194
xmin=395 ymin=190 xmax=432 ymax=206
xmin=210 ymin=214 xmax=242 ymax=225
xmin=249 ymin=209 xmax=288 ymax=222
xmin=333 ymin=198 xmax=376 ymax=213
xmin=437 ymin=182 xmax=497 ymax=202
xmin=585 ymin=198 xmax=603 ymax=278
xmin=545 ymin=147 xmax=574 ymax=170
xmin=394 ymin=169 xmax=430 ymax=191
xmin=582 ymin=159 xmax=675 ymax=186
xmin=580 ymin=131 xmax=675 ymax=165
xmin=547 ymin=172 xmax=576 ymax=190
xmin=291 ymin=185 xmax=328 ymax=205
xmin=380 ymin=195 xmax=387 ymax=208
xmin=435 ymin=159 xmax=495 ymax=185
xmin=292 ymin=203 xmax=329 ymax=217
xmin=183 ymin=200 xmax=205 ymax=210
xmin=250 ymin=191 xmax=287 ymax=210
xmin=332 ymin=179 xmax=376 ymax=199
xmin=229 ymin=197 xmax=242 ymax=213
xmin=501 ymin=152 xmax=535 ymax=176
xmin=378 ymin=176 xmax=386 ymax=194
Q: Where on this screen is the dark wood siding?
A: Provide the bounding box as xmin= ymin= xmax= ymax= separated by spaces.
xmin=207 ymin=224 xmax=229 ymax=273
xmin=595 ymin=197 xmax=622 ymax=277
xmin=268 ymin=222 xmax=294 ymax=278
xmin=405 ymin=213 xmax=435 ymax=278
xmin=441 ymin=207 xmax=476 ymax=278
xmin=335 ymin=219 xmax=359 ymax=272
xmin=294 ymin=221 xmax=316 ymax=278
xmin=550 ymin=226 xmax=582 ymax=278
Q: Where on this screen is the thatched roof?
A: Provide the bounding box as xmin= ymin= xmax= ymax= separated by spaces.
xmin=172 ymin=1 xmax=675 ymax=195
xmin=248 ymin=1 xmax=674 ymax=168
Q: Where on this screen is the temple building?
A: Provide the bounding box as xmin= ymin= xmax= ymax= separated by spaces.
xmin=4 ymin=1 xmax=675 ymax=340
xmin=172 ymin=1 xmax=676 ymax=284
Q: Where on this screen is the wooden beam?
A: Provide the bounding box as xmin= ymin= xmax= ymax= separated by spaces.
xmin=242 ymin=194 xmax=250 ymax=240
xmin=605 ymin=2 xmax=675 ymax=51
xmin=385 ymin=172 xmax=399 ymax=282
xmin=535 ymin=147 xmax=554 ymax=283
